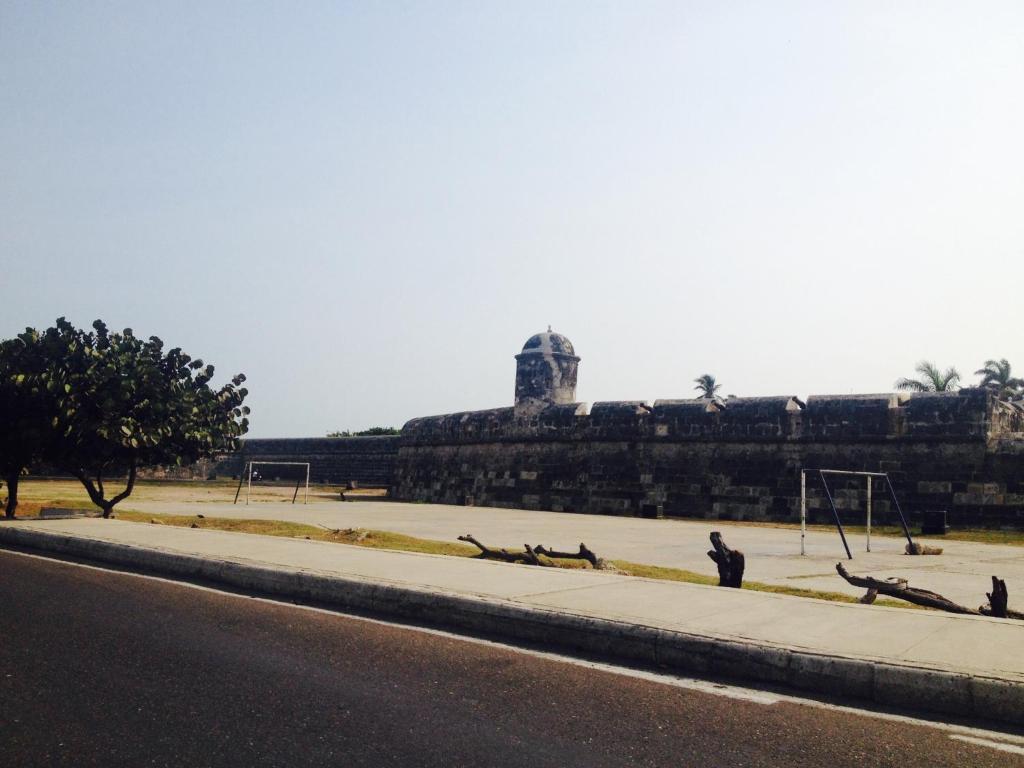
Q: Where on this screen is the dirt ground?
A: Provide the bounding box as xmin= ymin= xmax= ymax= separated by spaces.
xmin=7 ymin=477 xmax=352 ymax=512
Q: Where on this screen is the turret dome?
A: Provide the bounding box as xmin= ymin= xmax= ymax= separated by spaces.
xmin=514 ymin=327 xmax=580 ymax=411
xmin=519 ymin=328 xmax=577 ymax=358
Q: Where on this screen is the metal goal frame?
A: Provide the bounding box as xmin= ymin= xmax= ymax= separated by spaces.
xmin=233 ymin=461 xmax=311 ymax=505
xmin=800 ymin=469 xmax=915 ymax=559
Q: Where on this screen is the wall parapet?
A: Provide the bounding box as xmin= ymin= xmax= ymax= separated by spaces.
xmin=398 ymin=388 xmax=1016 ymax=446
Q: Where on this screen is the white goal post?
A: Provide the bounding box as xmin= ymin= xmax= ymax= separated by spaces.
xmin=233 ymin=461 xmax=311 ymax=505
xmin=800 ymin=469 xmax=915 ymax=559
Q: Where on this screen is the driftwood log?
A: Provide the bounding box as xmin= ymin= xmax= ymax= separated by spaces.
xmin=533 ymin=543 xmax=600 ymax=568
xmin=707 ymin=531 xmax=744 ymax=588
xmin=458 ymin=534 xmax=534 ymax=564
xmin=836 ymin=563 xmax=1024 ymax=620
xmin=458 ymin=535 xmax=608 ymax=569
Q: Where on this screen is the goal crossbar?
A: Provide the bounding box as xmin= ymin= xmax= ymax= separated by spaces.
xmin=800 ymin=469 xmax=915 ymax=559
xmin=233 ymin=461 xmax=311 ymax=505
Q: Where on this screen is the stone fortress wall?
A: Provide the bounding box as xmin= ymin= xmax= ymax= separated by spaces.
xmin=215 ymin=330 xmax=1024 ymax=527
xmin=213 ymin=435 xmax=399 ymax=487
xmin=392 ymin=331 xmax=1024 ymax=527
xmin=394 ymin=389 xmax=1024 ymax=526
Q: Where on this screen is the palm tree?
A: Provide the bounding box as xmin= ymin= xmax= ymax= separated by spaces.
xmin=895 ymin=361 xmax=961 ymax=392
xmin=693 ymin=374 xmax=721 ymax=399
xmin=974 ymin=359 xmax=1024 ymax=399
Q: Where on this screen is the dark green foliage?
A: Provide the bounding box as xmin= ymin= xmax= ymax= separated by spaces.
xmin=895 ymin=361 xmax=961 ymax=392
xmin=693 ymin=374 xmax=721 ymax=399
xmin=327 ymin=426 xmax=400 ymax=437
xmin=0 ymin=333 xmax=57 ymax=517
xmin=974 ymin=359 xmax=1023 ymax=400
xmin=0 ymin=318 xmax=249 ymax=517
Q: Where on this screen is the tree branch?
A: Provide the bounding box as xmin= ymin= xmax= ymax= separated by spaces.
xmin=533 ymin=543 xmax=600 ymax=568
xmin=836 ymin=563 xmax=980 ymax=614
xmin=457 ymin=534 xmax=523 ymax=563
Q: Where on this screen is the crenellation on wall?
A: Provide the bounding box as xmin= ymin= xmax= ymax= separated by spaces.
xmin=900 ymin=389 xmax=992 ymax=439
xmin=715 ymin=396 xmax=803 ymax=440
xmin=803 ymin=394 xmax=898 ymax=440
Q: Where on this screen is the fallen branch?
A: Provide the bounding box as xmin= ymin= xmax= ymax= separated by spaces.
xmin=533 ymin=543 xmax=600 ymax=568
xmin=458 ymin=535 xmax=608 ymax=569
xmin=457 ymin=534 xmax=524 ymax=563
xmin=837 ymin=563 xmax=984 ymax=615
xmin=707 ymin=531 xmax=744 ymax=588
xmin=522 ymin=544 xmax=555 ymax=567
xmin=838 ymin=565 xmax=1024 ymax=619
xmin=836 ymin=562 xmax=976 ymax=614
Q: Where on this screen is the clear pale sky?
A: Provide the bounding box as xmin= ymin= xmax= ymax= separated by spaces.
xmin=2 ymin=2 xmax=1022 ymax=437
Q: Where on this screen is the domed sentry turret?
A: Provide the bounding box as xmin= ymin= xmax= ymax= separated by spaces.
xmin=514 ymin=328 xmax=580 ymax=412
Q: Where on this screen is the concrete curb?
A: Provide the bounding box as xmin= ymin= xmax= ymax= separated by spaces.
xmin=3 ymin=525 xmax=1021 ymax=726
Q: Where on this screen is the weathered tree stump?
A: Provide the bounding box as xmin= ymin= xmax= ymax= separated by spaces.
xmin=707 ymin=531 xmax=744 ymax=588
xmin=986 ymin=576 xmax=1009 ymax=618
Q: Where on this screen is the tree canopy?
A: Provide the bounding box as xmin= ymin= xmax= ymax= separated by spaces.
xmin=0 ymin=332 xmax=57 ymax=516
xmin=974 ymin=359 xmax=1023 ymax=400
xmin=693 ymin=374 xmax=721 ymax=399
xmin=894 ymin=361 xmax=961 ymax=393
xmin=0 ymin=318 xmax=249 ymax=517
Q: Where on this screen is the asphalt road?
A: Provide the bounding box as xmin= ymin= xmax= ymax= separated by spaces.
xmin=1 ymin=550 xmax=1021 ymax=768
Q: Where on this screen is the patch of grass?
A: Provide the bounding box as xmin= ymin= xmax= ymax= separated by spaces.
xmin=610 ymin=559 xmax=916 ymax=608
xmin=611 ymin=560 xmax=719 ymax=586
xmin=108 ymin=511 xmax=922 ymax=611
xmin=9 ymin=478 xmax=347 ymax=509
xmin=113 ymin=510 xmax=480 ymax=557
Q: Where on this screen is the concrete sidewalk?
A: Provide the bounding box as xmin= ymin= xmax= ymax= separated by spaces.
xmin=2 ymin=517 xmax=1023 ymax=726
xmin=126 ymin=498 xmax=1024 ymax=607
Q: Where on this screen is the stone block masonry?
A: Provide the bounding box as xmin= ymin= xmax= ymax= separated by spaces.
xmin=393 ymin=391 xmax=1024 ymax=526
xmin=212 ymin=435 xmax=399 ymax=487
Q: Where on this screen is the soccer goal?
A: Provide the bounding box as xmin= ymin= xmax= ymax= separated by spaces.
xmin=799 ymin=469 xmax=915 ymax=559
xmin=233 ymin=461 xmax=311 ymax=505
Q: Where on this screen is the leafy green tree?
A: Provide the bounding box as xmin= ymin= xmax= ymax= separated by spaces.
xmin=33 ymin=318 xmax=250 ymax=518
xmin=974 ymin=359 xmax=1023 ymax=399
xmin=693 ymin=374 xmax=721 ymax=399
xmin=0 ymin=331 xmax=58 ymax=517
xmin=895 ymin=361 xmax=961 ymax=392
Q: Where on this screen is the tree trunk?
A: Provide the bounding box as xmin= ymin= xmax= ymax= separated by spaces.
xmin=707 ymin=531 xmax=744 ymax=588
xmin=4 ymin=473 xmax=18 ymax=518
xmin=836 ymin=563 xmax=980 ymax=614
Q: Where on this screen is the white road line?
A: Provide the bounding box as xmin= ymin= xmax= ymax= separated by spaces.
xmin=949 ymin=735 xmax=1024 ymax=755
xmin=4 ymin=546 xmax=1024 ymax=744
